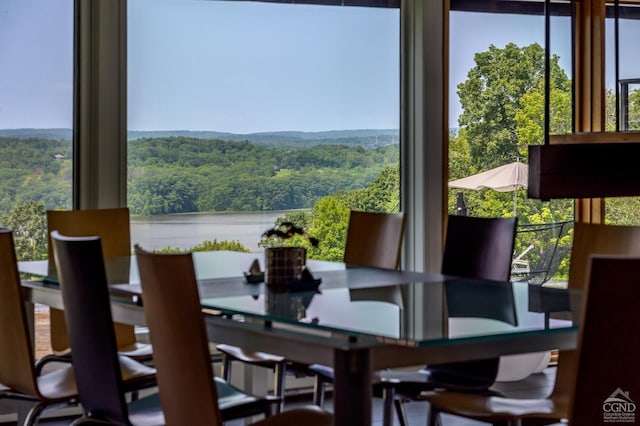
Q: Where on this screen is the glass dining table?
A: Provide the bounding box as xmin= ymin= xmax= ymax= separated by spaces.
xmin=19 ymin=250 xmax=579 ymax=426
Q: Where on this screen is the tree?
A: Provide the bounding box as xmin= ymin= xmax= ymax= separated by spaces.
xmin=458 ymin=42 xmax=570 ymax=169
xmin=346 ymin=165 xmax=399 ymax=212
xmin=191 ymin=239 xmax=249 ymax=253
xmin=266 ymin=164 xmax=401 ymax=262
xmin=515 ymin=80 xmax=572 ymax=155
xmin=627 ymin=88 xmax=640 ymax=130
xmin=448 ymin=128 xmax=474 ymax=180
xmin=307 ymin=196 xmax=351 ymax=262
xmin=0 ymin=200 xmax=48 ymax=261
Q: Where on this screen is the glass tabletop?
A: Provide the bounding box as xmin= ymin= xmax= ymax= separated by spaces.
xmin=20 ymin=250 xmax=578 ymax=348
xmin=18 ymin=250 xmax=344 ymax=285
xmin=201 ymin=278 xmax=577 ymax=348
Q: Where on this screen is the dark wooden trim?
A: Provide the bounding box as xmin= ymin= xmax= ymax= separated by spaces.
xmin=528 ymin=140 xmax=640 ymax=199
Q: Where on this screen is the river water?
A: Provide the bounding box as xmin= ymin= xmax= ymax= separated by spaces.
xmin=130 ymin=210 xmax=295 ymax=253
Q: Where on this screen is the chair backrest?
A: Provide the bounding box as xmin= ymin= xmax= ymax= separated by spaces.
xmin=568 ymin=255 xmax=640 ymax=424
xmin=47 ymin=207 xmax=134 ymax=352
xmin=552 ymin=222 xmax=640 ymax=400
xmin=0 ymin=229 xmax=40 ymax=397
xmin=51 ymin=231 xmax=130 ymax=425
xmin=134 ymin=245 xmax=222 ymax=426
xmin=343 ymin=211 xmax=406 ymax=269
xmin=442 ymin=215 xmax=518 ymax=282
xmin=567 ymin=222 xmax=640 ymax=291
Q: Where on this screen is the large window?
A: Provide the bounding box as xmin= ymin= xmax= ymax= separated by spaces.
xmin=449 ymin=2 xmax=574 ymax=283
xmin=604 ymin=3 xmax=640 ymax=225
xmin=127 ymin=0 xmax=400 ymax=259
xmin=0 ymin=0 xmax=73 ymax=262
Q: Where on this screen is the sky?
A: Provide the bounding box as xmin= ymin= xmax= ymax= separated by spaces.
xmin=127 ymin=0 xmax=399 ymax=133
xmin=0 ymin=1 xmax=74 ymax=129
xmin=1 ymin=0 xmax=635 ymax=134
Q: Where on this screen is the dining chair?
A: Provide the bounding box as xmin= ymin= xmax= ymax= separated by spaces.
xmin=424 ymin=254 xmax=640 ymax=426
xmin=38 ymin=207 xmax=153 ymax=372
xmin=50 ymin=230 xmax=162 ymax=425
xmin=374 ymin=214 xmax=517 ymax=425
xmin=217 ymin=210 xmax=406 ymax=410
xmin=0 ymin=228 xmax=78 ymax=425
xmin=306 ymin=210 xmax=407 ymax=406
xmin=421 ymin=221 xmax=640 ymax=426
xmin=134 ymin=244 xmax=334 ymax=426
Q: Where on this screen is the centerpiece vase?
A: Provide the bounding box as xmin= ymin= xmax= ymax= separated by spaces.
xmin=264 ymin=246 xmax=306 ymax=286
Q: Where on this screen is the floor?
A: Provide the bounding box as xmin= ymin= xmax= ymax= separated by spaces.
xmin=16 ymin=367 xmax=556 ymax=426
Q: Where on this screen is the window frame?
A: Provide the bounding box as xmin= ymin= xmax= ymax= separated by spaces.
xmin=78 ymin=0 xmax=615 ymax=269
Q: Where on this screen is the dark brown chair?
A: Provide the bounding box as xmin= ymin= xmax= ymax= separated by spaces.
xmin=134 ymin=245 xmax=333 ymax=426
xmin=422 ymin=222 xmax=640 ymax=426
xmin=218 ymin=210 xmax=406 ymax=410
xmin=0 ymin=229 xmax=78 ymax=425
xmin=376 ymin=215 xmax=517 ymax=425
xmin=424 ymin=254 xmax=640 ymax=426
xmin=50 ymin=231 xmax=160 ymax=425
xmin=39 ymin=207 xmax=153 ymax=371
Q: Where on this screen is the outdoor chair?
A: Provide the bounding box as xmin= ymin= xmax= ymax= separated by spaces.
xmin=422 ymin=221 xmax=640 ymax=426
xmin=134 ymin=244 xmax=333 ymax=426
xmin=424 ymin=254 xmax=640 ymax=426
xmin=217 ymin=210 xmax=406 ymax=410
xmin=0 ymin=229 xmax=78 ymax=425
xmin=38 ymin=208 xmax=153 ymax=372
xmin=510 ymin=220 xmax=572 ymax=285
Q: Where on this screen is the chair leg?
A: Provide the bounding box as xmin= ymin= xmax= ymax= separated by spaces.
xmin=220 ymin=355 xmax=232 ymax=381
xmin=312 ymin=376 xmax=325 ymax=408
xmin=427 ymin=405 xmax=440 ymax=426
xmin=394 ymin=398 xmax=408 ymax=426
xmin=382 ymin=386 xmax=393 ymax=426
xmin=273 ymin=362 xmax=286 ymax=414
xmin=23 ymin=402 xmax=46 ymax=426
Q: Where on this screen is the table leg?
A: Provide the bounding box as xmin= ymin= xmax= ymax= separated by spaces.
xmin=333 ymin=347 xmax=372 ymax=426
xmin=24 ymin=300 xmax=35 ymax=351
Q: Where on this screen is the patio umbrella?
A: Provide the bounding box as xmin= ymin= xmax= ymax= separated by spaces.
xmin=448 ymin=161 xmax=528 ymax=216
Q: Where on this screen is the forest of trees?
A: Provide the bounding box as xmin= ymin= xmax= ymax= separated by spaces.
xmin=3 ymin=41 xmax=640 ymax=275
xmin=0 ymin=133 xmax=399 ymax=261
xmin=0 ymin=135 xmax=397 ymax=215
xmin=128 ymin=137 xmax=397 ymax=214
xmin=0 ymin=137 xmax=71 ymax=212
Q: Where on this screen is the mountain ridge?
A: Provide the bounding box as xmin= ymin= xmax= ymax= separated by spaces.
xmin=0 ymin=128 xmax=399 ymax=148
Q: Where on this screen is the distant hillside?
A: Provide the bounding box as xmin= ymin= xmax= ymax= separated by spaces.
xmin=0 ymin=128 xmax=399 ymax=148
xmin=129 ymin=129 xmax=398 ymax=148
xmin=0 ymin=128 xmax=72 ymax=140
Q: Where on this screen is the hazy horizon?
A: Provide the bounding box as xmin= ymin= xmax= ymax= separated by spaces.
xmin=1 ymin=0 xmax=590 ymax=134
